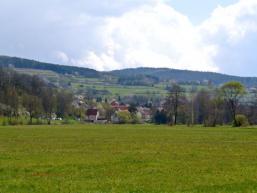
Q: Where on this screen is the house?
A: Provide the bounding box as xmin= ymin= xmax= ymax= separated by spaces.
xmin=110 ymin=100 xmax=129 ymax=111
xmin=137 ymin=107 xmax=152 ymax=122
xmin=111 ymin=101 xmax=119 ymax=107
xmin=72 ymin=95 xmax=87 ymax=109
xmin=86 ymin=108 xmax=99 ymax=122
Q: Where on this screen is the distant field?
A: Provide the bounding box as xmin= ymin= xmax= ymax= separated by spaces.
xmin=1 ymin=124 xmax=257 ymax=193
xmin=14 ymin=68 xmax=213 ymax=97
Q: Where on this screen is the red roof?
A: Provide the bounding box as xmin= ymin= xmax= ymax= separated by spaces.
xmin=87 ymin=109 xmax=98 ymax=116
xmin=111 ymin=101 xmax=119 ymax=106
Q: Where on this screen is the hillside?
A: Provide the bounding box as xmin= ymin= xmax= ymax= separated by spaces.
xmin=0 ymin=56 xmax=257 ymax=98
xmin=0 ymin=56 xmax=100 ymax=78
xmin=110 ymin=68 xmax=257 ymax=87
xmin=1 ymin=56 xmax=257 ymax=87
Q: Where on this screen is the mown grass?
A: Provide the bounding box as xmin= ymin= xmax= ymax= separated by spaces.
xmin=1 ymin=124 xmax=257 ymax=193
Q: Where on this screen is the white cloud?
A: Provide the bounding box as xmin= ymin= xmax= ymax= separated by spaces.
xmin=76 ymin=0 xmax=257 ymax=76
xmin=81 ymin=2 xmax=219 ymax=72
xmin=200 ymin=0 xmax=257 ymax=43
xmin=2 ymin=0 xmax=257 ymax=76
xmin=199 ymin=0 xmax=257 ymax=75
xmin=76 ymin=51 xmax=121 ymax=71
xmin=55 ymin=51 xmax=69 ymax=63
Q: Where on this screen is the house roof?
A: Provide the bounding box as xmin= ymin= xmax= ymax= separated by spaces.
xmin=87 ymin=109 xmax=98 ymax=116
xmin=111 ymin=101 xmax=119 ymax=106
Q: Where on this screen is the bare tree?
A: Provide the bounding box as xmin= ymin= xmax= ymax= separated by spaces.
xmin=42 ymin=88 xmax=56 ymax=125
xmin=165 ymin=84 xmax=184 ymax=125
xmin=23 ymin=94 xmax=42 ymax=124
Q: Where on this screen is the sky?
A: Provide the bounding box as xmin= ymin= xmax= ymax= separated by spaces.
xmin=0 ymin=0 xmax=257 ymax=76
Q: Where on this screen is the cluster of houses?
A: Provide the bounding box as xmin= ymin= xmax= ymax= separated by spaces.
xmin=85 ymin=100 xmax=152 ymax=124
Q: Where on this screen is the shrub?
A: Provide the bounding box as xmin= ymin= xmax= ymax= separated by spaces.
xmin=234 ymin=114 xmax=249 ymax=127
xmin=116 ymin=111 xmax=132 ymax=124
xmin=131 ymin=113 xmax=142 ymax=124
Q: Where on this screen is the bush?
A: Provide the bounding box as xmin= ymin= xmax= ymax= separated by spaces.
xmin=116 ymin=111 xmax=132 ymax=124
xmin=234 ymin=114 xmax=249 ymax=127
xmin=131 ymin=113 xmax=142 ymax=124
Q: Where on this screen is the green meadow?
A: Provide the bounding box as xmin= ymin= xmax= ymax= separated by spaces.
xmin=1 ymin=124 xmax=257 ymax=193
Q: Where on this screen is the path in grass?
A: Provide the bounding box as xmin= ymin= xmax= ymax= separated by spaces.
xmin=0 ymin=124 xmax=257 ymax=193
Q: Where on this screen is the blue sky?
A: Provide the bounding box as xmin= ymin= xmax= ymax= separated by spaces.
xmin=0 ymin=0 xmax=257 ymax=76
xmin=169 ymin=0 xmax=238 ymax=23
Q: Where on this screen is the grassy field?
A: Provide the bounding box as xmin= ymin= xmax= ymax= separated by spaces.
xmin=1 ymin=124 xmax=257 ymax=193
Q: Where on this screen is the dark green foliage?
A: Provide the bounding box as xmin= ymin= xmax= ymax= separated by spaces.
xmin=118 ymin=74 xmax=158 ymax=86
xmin=153 ymin=110 xmax=168 ymax=124
xmin=111 ymin=67 xmax=257 ymax=87
xmin=1 ymin=56 xmax=257 ymax=87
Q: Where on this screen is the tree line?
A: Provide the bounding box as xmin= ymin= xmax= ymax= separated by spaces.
xmin=153 ymin=82 xmax=257 ymax=127
xmin=0 ymin=68 xmax=73 ymax=125
xmin=1 ymin=67 xmax=257 ymax=127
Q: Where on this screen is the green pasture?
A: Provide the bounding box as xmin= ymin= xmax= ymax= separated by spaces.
xmin=1 ymin=124 xmax=257 ymax=193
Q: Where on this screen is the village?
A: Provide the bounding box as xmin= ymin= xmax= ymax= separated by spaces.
xmin=72 ymin=95 xmax=153 ymax=124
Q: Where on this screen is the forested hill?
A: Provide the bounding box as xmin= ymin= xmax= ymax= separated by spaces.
xmin=0 ymin=56 xmax=100 ymax=78
xmin=1 ymin=56 xmax=257 ymax=87
xmin=110 ymin=68 xmax=257 ymax=87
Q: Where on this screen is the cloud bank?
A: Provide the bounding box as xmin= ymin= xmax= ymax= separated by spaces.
xmin=0 ymin=0 xmax=257 ymax=76
xmin=80 ymin=0 xmax=257 ymax=75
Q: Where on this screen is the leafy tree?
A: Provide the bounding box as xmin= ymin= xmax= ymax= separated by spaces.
xmin=221 ymin=81 xmax=246 ymax=126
